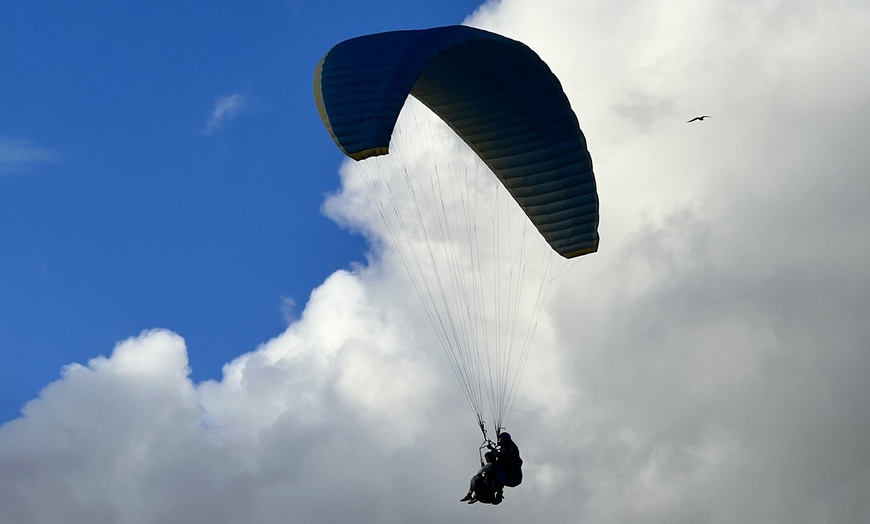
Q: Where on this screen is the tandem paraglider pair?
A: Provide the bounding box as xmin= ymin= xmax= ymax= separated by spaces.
xmin=313 ymin=24 xmax=599 ymax=507
xmin=460 ymin=432 xmax=523 ymax=505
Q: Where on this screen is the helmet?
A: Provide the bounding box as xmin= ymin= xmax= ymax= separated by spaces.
xmin=498 ymin=432 xmax=511 ymax=441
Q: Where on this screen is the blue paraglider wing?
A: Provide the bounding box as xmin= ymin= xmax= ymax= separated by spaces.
xmin=314 ymin=25 xmax=598 ymax=258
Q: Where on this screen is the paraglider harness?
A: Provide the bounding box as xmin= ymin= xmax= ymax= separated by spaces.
xmin=477 ymin=417 xmax=523 ymax=490
xmin=468 ymin=419 xmax=503 ymax=505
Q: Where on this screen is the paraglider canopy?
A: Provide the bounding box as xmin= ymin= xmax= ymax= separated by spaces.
xmin=314 ymin=25 xmax=598 ymax=259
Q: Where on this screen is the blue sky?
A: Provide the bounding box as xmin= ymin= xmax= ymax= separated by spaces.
xmin=0 ymin=0 xmax=484 ymax=423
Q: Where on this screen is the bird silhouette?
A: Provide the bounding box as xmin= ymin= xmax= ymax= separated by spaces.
xmin=687 ymin=115 xmax=711 ymax=123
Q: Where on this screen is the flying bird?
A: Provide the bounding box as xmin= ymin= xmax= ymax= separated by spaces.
xmin=687 ymin=115 xmax=711 ymax=123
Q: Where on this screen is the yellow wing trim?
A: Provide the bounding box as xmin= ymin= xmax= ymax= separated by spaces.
xmin=313 ymin=55 xmax=348 ymax=157
xmin=561 ymin=245 xmax=598 ymax=259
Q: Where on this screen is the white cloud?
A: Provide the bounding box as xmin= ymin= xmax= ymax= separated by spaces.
xmin=0 ymin=138 xmax=61 ymax=174
xmin=4 ymin=0 xmax=870 ymax=522
xmin=201 ymin=93 xmax=247 ymax=135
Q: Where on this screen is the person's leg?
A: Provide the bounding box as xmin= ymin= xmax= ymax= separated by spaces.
xmin=460 ymin=474 xmax=480 ymax=501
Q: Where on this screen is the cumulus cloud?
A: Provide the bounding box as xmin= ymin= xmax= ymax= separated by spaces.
xmin=201 ymin=93 xmax=247 ymax=135
xmin=0 ymin=138 xmax=61 ymax=174
xmin=3 ymin=0 xmax=870 ymax=522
